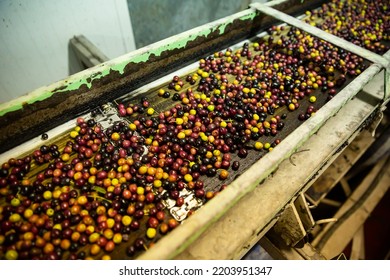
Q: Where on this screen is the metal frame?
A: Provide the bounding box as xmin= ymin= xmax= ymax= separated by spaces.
xmin=0 ymin=0 xmax=388 ymax=260
xmin=250 ymin=2 xmax=390 ymax=102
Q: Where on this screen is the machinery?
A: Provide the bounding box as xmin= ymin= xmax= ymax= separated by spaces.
xmin=0 ymin=0 xmax=389 ymax=260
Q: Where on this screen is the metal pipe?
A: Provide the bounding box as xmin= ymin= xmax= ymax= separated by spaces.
xmin=383 ymin=51 xmax=390 ymax=103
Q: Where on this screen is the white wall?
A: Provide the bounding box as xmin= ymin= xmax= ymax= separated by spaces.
xmin=0 ymin=0 xmax=136 ymax=104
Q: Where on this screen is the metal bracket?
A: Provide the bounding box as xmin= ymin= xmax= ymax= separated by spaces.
xmin=69 ymin=35 xmax=109 ymax=69
xmin=170 ymin=193 xmax=203 ymax=222
xmin=91 ymin=103 xmax=125 ymax=130
xmin=159 ymin=188 xmax=203 ymax=222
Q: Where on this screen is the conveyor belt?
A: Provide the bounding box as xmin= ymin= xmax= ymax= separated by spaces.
xmin=0 ymin=0 xmax=389 ymax=260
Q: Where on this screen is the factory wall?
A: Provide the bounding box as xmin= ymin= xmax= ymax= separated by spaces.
xmin=0 ymin=0 xmax=135 ymax=104
xmin=127 ymin=0 xmax=255 ymax=48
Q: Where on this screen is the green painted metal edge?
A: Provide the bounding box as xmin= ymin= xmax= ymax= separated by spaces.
xmin=0 ymin=8 xmax=259 ymax=117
